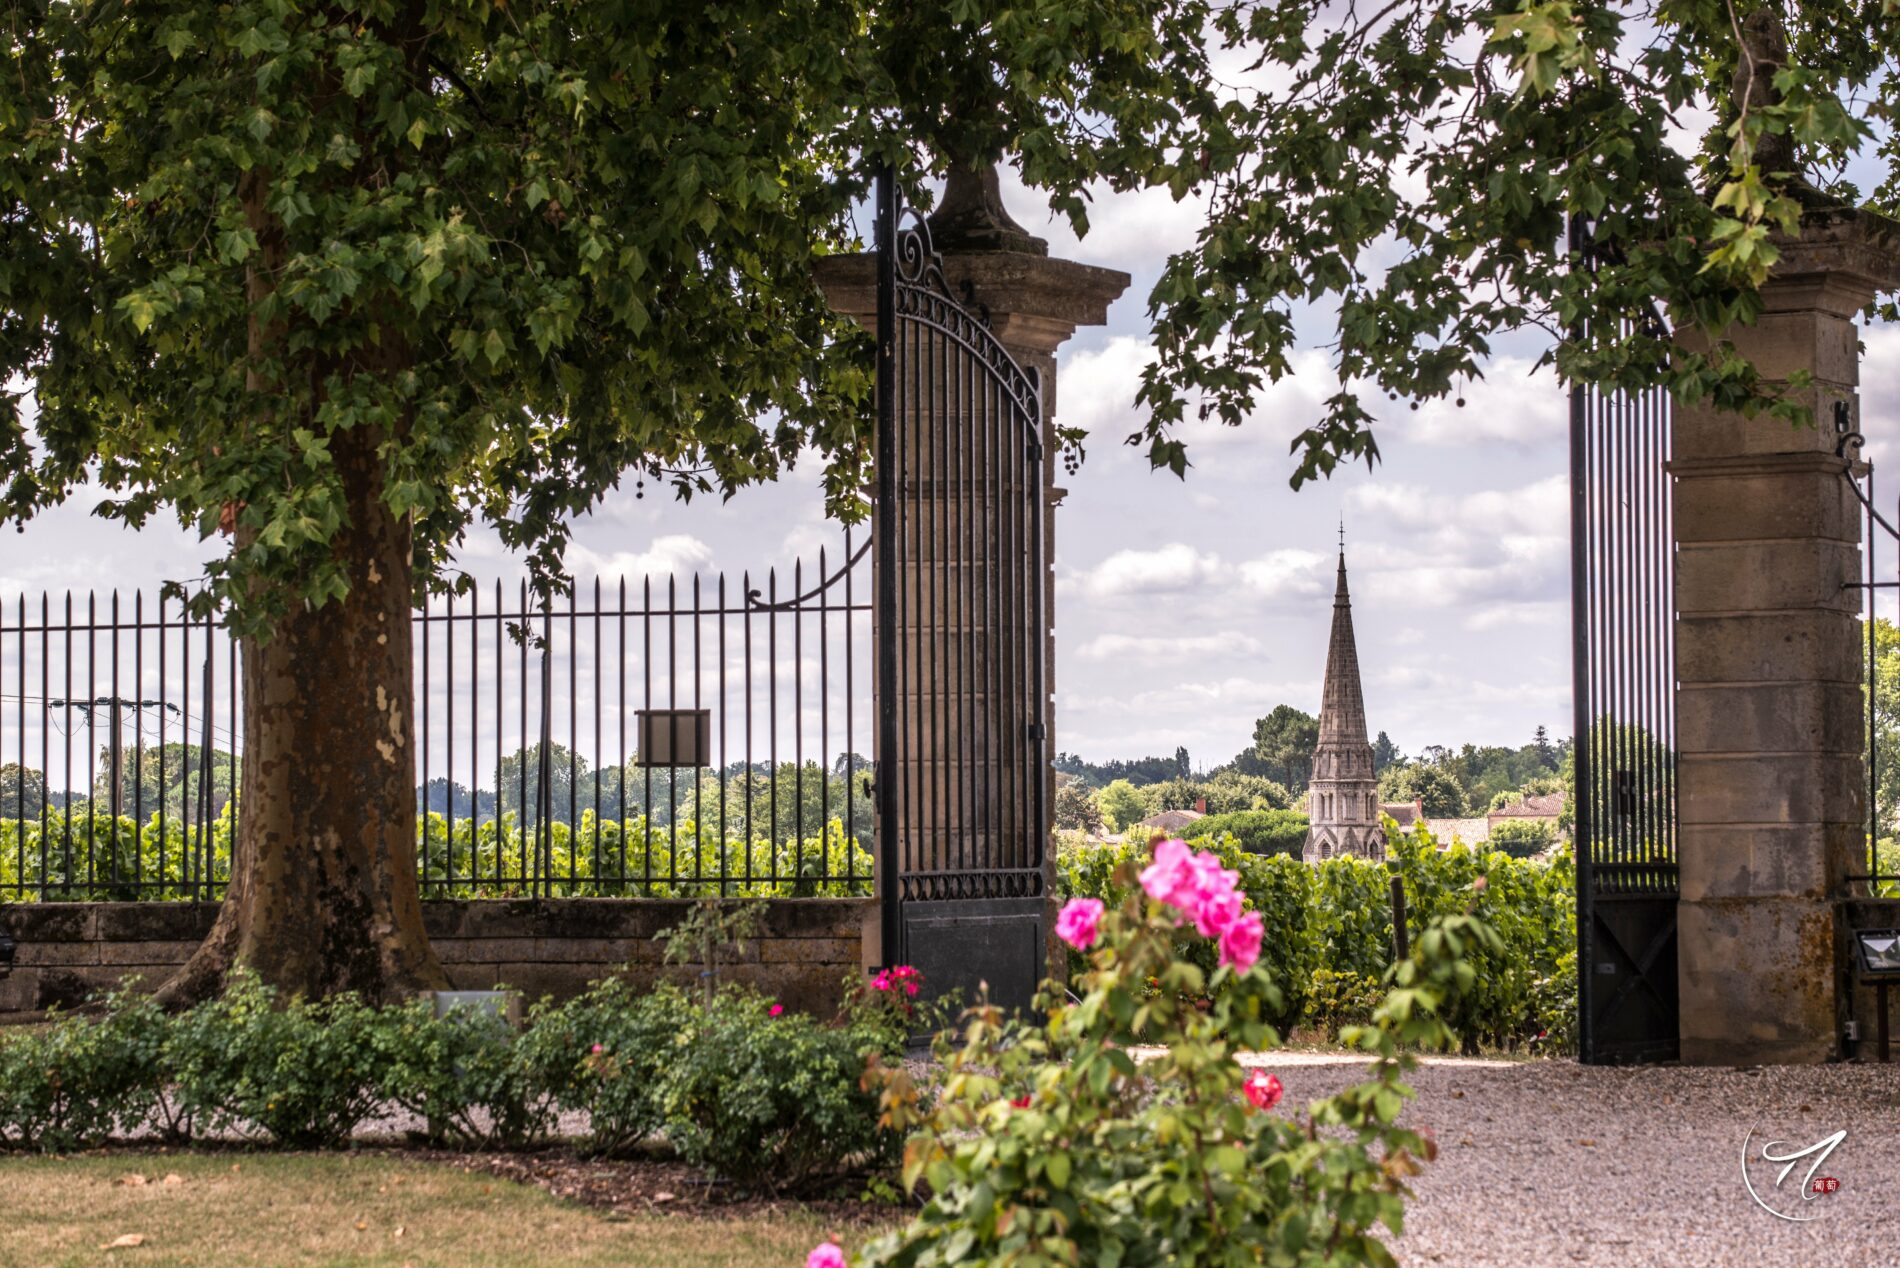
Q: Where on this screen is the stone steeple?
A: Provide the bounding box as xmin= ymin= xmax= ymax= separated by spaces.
xmin=1305 ymin=544 xmax=1384 ymax=862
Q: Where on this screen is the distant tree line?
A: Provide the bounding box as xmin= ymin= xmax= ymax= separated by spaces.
xmin=1055 ymin=708 xmax=1575 ymax=834
xmin=3 ymin=744 xmax=874 ymax=849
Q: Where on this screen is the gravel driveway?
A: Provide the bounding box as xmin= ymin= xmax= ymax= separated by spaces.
xmin=1239 ymin=1052 xmax=1900 ymax=1267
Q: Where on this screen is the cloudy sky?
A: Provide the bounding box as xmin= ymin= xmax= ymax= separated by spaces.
xmin=9 ymin=167 xmax=1900 ymax=786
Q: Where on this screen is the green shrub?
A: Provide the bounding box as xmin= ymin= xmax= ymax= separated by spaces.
xmin=1486 ymin=817 xmax=1557 ymax=857
xmin=1 ymin=807 xmax=872 ymax=902
xmin=0 ymin=985 xmax=191 ymax=1151
xmin=1305 ymin=967 xmax=1384 ymax=1040
xmin=521 ymin=978 xmax=696 ymax=1158
xmin=855 ymin=852 xmax=1493 ymax=1266
xmin=1056 ymin=826 xmax=1579 ymax=1055
xmin=1186 ymin=808 xmax=1308 ymax=857
xmin=168 ymin=972 xmax=384 ymax=1147
xmin=374 ymin=999 xmax=557 ymax=1150
xmin=0 ymin=1016 xmax=121 ymax=1151
xmin=659 ymin=987 xmax=901 ymax=1194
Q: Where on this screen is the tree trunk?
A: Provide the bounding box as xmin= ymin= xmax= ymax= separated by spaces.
xmin=157 ymin=424 xmax=447 ymax=1005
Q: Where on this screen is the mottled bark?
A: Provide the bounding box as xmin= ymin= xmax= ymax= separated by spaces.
xmin=158 ymin=424 xmax=447 ymax=1005
xmin=156 ymin=10 xmax=447 ymax=1005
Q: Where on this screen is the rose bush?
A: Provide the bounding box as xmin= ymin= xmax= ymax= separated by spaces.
xmin=849 ymin=838 xmax=1497 ymax=1266
xmin=1057 ymin=822 xmax=1575 ymax=1053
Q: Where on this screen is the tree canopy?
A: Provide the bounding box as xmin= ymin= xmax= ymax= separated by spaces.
xmin=0 ymin=0 xmax=1228 ymax=999
xmin=0 ymin=0 xmax=1219 ymax=623
xmin=1121 ymin=0 xmax=1900 ymax=483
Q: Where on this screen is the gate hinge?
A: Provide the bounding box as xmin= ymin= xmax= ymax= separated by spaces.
xmin=1027 ymin=722 xmax=1046 ymax=741
xmin=1026 ymin=437 xmax=1043 ymax=464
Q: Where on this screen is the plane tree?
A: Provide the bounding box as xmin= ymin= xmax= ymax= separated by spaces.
xmin=0 ymin=0 xmax=1219 ymax=1001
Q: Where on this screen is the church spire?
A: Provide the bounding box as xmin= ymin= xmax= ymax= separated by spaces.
xmin=1305 ymin=540 xmax=1383 ymax=862
xmin=1318 ymin=545 xmax=1369 ymax=746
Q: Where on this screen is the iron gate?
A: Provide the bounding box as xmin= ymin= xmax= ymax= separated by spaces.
xmin=874 ymin=169 xmax=1049 ymax=1012
xmin=1569 ymin=218 xmax=1681 ymax=1064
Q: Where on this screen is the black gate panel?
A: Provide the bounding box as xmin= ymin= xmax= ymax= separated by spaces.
xmin=874 ymin=170 xmax=1048 ymax=1012
xmin=1569 ymin=218 xmax=1680 ymax=1064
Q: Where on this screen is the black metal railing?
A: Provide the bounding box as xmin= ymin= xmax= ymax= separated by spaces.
xmin=1568 ymin=214 xmax=1681 ymax=1064
xmin=1837 ymin=409 xmax=1900 ymax=894
xmin=0 ymin=537 xmax=874 ymax=900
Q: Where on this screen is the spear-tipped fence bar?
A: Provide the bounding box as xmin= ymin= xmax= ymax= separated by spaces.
xmin=0 ymin=541 xmax=874 ymax=901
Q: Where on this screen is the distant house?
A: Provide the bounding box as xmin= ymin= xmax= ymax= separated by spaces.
xmin=1489 ymin=791 xmax=1566 ymax=838
xmin=1381 ymin=799 xmax=1424 ymax=831
xmin=1383 ymin=798 xmax=1489 ymax=847
xmin=1422 ymin=816 xmax=1491 ymax=846
xmin=1136 ymin=807 xmax=1206 ymax=834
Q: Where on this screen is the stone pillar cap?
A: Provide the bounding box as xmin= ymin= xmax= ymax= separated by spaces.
xmin=1762 ymin=207 xmax=1900 ymax=315
xmin=813 ymin=250 xmax=1130 ymax=357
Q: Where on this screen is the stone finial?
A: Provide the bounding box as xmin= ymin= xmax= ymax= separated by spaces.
xmin=926 ymin=162 xmax=1048 ymax=256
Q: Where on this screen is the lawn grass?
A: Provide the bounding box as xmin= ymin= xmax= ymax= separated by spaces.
xmin=0 ymin=1153 xmax=893 ymax=1267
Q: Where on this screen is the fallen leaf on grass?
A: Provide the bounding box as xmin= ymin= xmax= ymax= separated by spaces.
xmin=101 ymin=1234 xmax=145 ymax=1251
xmin=161 ymin=1174 xmax=185 ymax=1187
xmin=394 ymin=1227 xmax=405 ymax=1239
xmin=355 ymin=1220 xmax=368 ymax=1232
xmin=653 ymin=1192 xmax=676 ymax=1204
xmin=116 ymin=1175 xmax=148 ymax=1188
xmin=1578 ymin=1139 xmax=1596 ymax=1147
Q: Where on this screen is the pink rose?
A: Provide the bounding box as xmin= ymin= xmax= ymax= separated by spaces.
xmin=807 ymin=1243 xmax=847 ymax=1268
xmin=1243 ymin=1069 xmax=1283 ymax=1111
xmin=871 ymin=970 xmax=891 ymax=992
xmin=1219 ymin=910 xmax=1264 ymax=972
xmin=590 ymin=1043 xmax=603 ymax=1055
xmin=1055 ymin=897 xmax=1106 ymax=950
xmin=768 ymin=1004 xmax=784 ymax=1017
xmin=1139 ymin=837 xmax=1197 ymax=907
xmin=1188 ymin=868 xmax=1244 ymax=938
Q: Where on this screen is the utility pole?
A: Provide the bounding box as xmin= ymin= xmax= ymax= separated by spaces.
xmin=46 ymin=696 xmax=178 ymax=823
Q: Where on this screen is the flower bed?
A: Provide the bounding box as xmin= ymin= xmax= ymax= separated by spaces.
xmin=0 ymin=970 xmax=910 ymax=1197
xmin=830 ymin=838 xmax=1492 ymax=1266
xmin=1058 ymin=822 xmax=1577 ymax=1053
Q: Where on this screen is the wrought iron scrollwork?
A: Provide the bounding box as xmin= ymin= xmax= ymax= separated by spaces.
xmin=744 ymin=532 xmax=871 ymax=612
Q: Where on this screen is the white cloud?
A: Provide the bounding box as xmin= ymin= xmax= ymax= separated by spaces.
xmin=1345 ymin=474 xmax=1569 ymax=609
xmin=1237 ymin=549 xmax=1329 ymax=600
xmin=1860 ymin=323 xmax=1900 ymax=471
xmin=1075 ymin=630 xmax=1264 ymax=662
xmin=1056 ymin=336 xmax=1339 ymax=482
xmin=1078 ymin=542 xmax=1223 ymax=598
xmin=564 ymin=534 xmax=715 ymax=581
xmin=999 ymin=169 xmax=1208 ymax=272
xmin=1399 ymin=356 xmax=1565 ymax=448
xmin=1463 ymin=599 xmax=1568 ymax=632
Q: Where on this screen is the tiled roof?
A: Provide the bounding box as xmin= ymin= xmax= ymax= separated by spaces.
xmin=1423 ymin=817 xmax=1491 ymax=845
xmin=1138 ymin=808 xmax=1206 ymax=831
xmin=1490 ymin=792 xmax=1564 ymax=820
xmin=1381 ymin=801 xmax=1422 ymax=826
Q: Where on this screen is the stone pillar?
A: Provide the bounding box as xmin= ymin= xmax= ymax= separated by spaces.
xmin=1673 ymin=209 xmax=1900 ymax=1065
xmin=814 ymin=166 xmax=1128 ymax=974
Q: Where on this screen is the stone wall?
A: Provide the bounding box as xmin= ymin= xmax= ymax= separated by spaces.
xmin=0 ymin=898 xmax=875 ymax=1017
